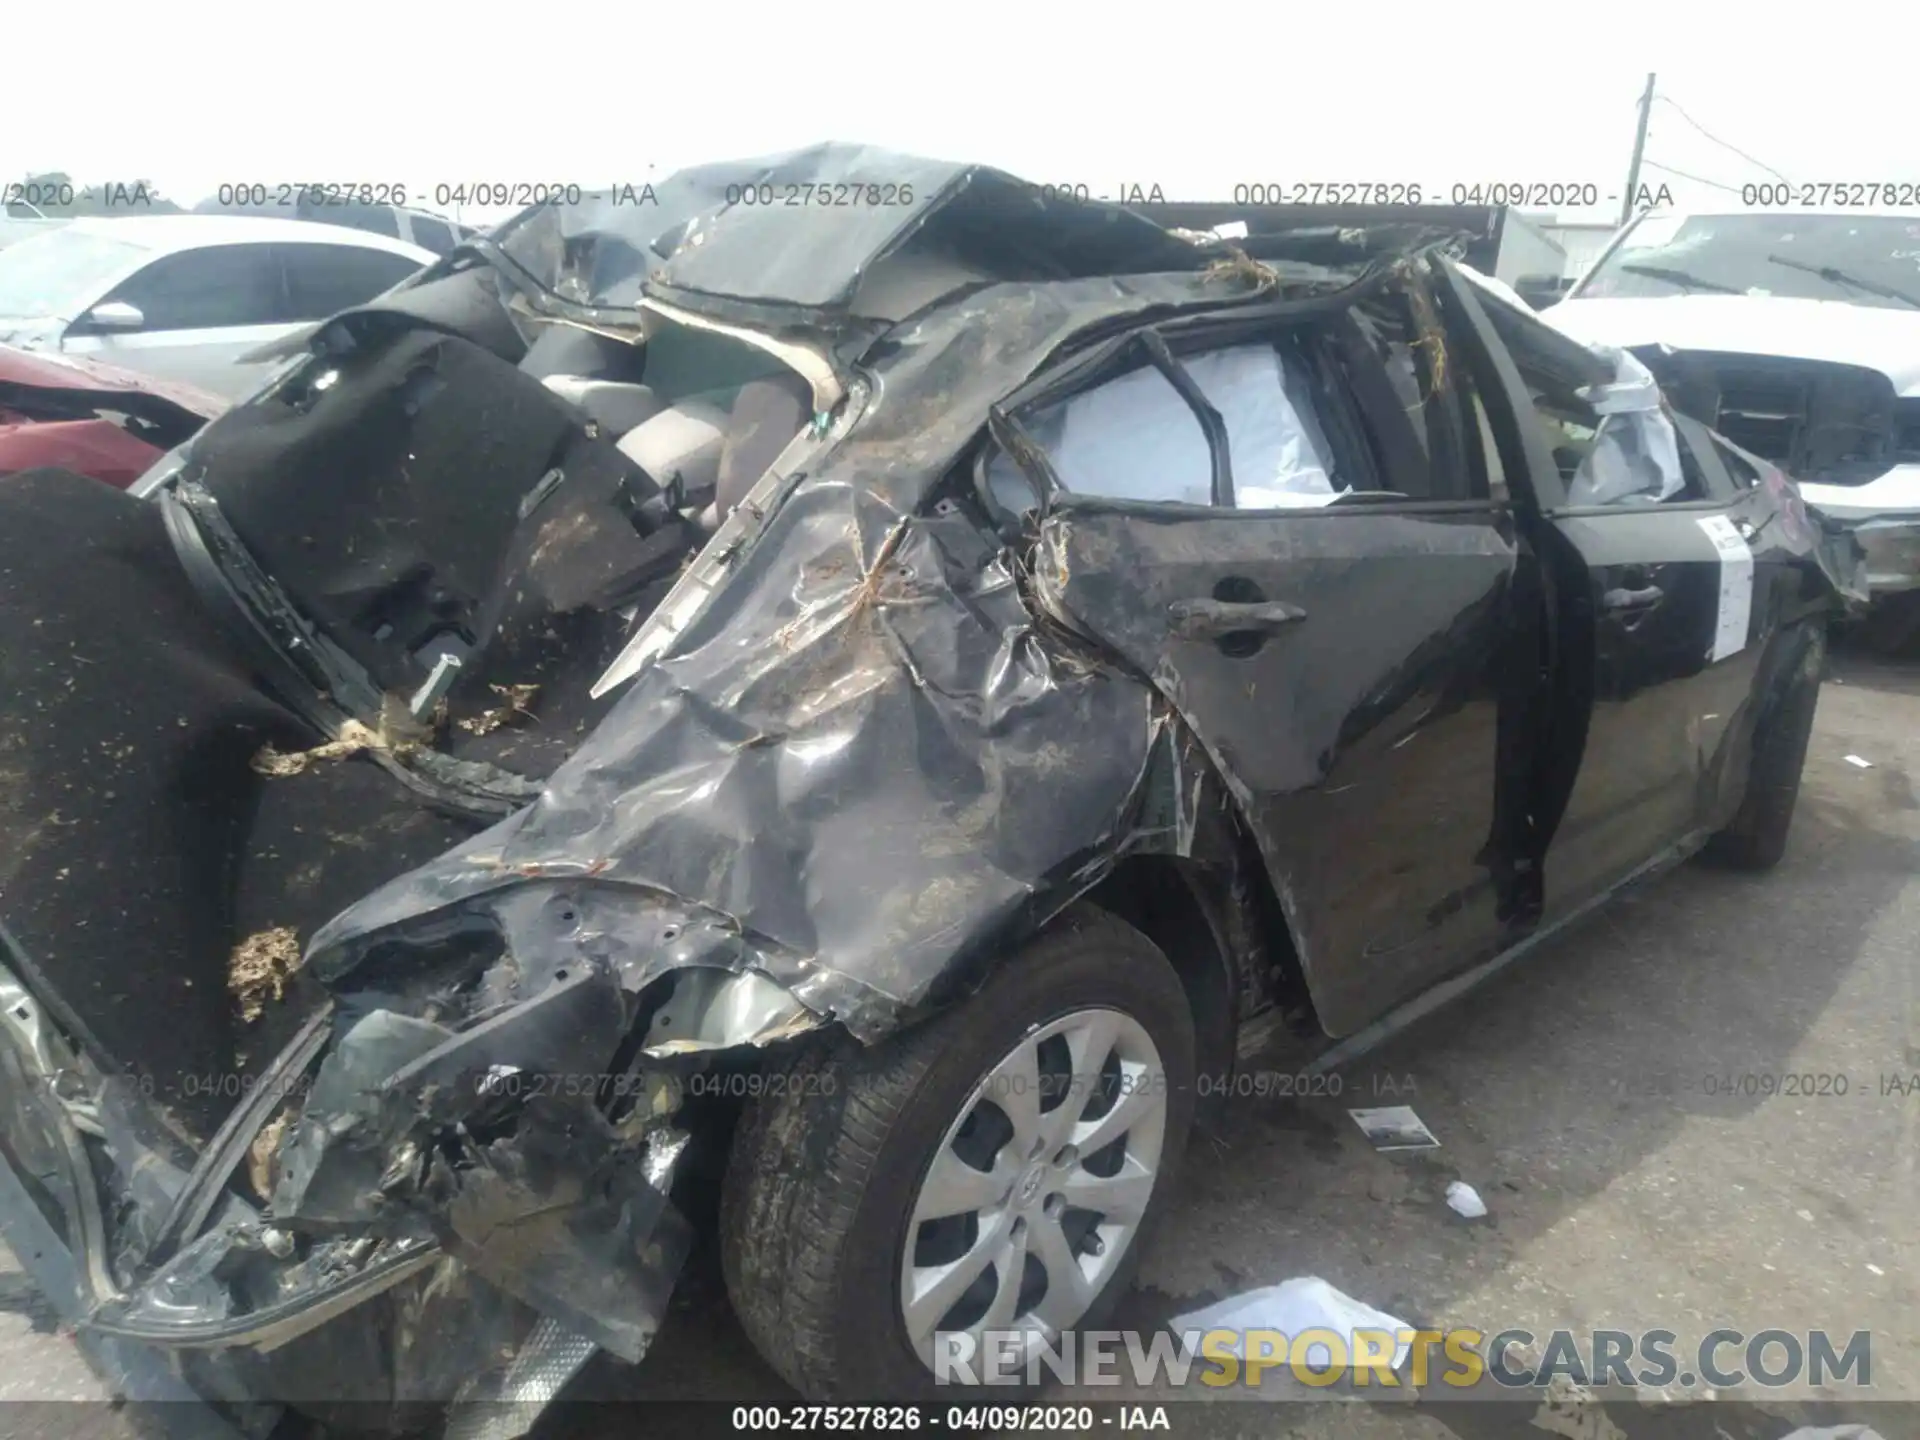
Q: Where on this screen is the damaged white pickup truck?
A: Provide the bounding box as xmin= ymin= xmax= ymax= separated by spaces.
xmin=0 ymin=145 xmax=1861 ymax=1436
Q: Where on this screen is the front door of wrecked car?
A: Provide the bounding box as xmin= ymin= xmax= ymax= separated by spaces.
xmin=1442 ymin=270 xmax=1785 ymax=914
xmin=997 ymin=279 xmax=1548 ymax=1037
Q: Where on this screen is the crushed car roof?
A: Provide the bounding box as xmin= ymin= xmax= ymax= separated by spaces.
xmin=493 ymin=142 xmax=1254 ymax=316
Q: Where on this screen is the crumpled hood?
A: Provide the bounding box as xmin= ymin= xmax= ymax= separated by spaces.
xmin=0 ymin=342 xmax=228 ymax=419
xmin=0 ymin=345 xmax=222 ymax=489
xmin=1544 ymin=294 xmax=1920 ymax=395
xmin=0 ymin=319 xmax=68 ymax=353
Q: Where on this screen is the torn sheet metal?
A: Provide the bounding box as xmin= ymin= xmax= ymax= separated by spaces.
xmin=491 ymin=142 xmax=1201 ymax=319
xmin=0 ymin=142 xmax=1871 ymax=1432
xmin=432 ymin=1114 xmax=690 ymax=1362
xmin=443 ymin=1316 xmax=599 ymax=1440
xmin=0 ymin=219 xmax=1300 ymax=1431
xmin=306 ymin=272 xmax=1281 ymax=1038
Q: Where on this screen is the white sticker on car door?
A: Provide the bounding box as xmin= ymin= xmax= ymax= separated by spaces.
xmin=1696 ymin=514 xmax=1754 ymax=662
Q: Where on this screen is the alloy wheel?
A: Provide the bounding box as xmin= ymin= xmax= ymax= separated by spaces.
xmin=897 ymin=1006 xmax=1168 ymax=1373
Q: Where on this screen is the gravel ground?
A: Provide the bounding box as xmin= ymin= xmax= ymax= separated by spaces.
xmin=4 ymin=647 xmax=1915 ymax=1440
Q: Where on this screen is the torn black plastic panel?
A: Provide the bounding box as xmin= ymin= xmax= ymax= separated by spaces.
xmin=82 ymin=973 xmax=692 ymax=1367
xmin=186 ymin=327 xmax=691 ymax=743
xmin=430 ymin=1110 xmax=691 ymax=1363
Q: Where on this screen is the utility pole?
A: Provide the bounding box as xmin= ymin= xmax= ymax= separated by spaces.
xmin=1620 ymin=72 xmax=1656 ymax=228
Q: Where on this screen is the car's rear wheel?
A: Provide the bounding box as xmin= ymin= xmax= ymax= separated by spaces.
xmin=1702 ymin=623 xmax=1824 ymax=871
xmin=719 ymin=905 xmax=1196 ymax=1400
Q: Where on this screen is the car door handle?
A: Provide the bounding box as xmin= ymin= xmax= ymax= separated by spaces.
xmin=1601 ymin=584 xmax=1665 ymax=614
xmin=1168 ymin=598 xmax=1309 ymax=638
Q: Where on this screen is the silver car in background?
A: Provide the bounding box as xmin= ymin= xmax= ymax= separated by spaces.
xmin=0 ymin=215 xmax=433 ymax=399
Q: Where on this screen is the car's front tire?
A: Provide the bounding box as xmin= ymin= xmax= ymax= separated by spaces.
xmin=719 ymin=905 xmax=1196 ymax=1400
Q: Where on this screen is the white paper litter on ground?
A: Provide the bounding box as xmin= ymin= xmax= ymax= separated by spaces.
xmin=1172 ymin=1276 xmax=1411 ymax=1373
xmin=1773 ymin=1427 xmax=1886 ymax=1440
xmin=1349 ymin=1105 xmax=1440 ymax=1151
xmin=1845 ymin=755 xmax=1874 ymax=768
xmin=1446 ymin=1181 xmax=1488 ymax=1218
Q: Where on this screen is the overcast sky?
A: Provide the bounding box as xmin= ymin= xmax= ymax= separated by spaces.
xmin=9 ymin=2 xmax=1917 ymax=226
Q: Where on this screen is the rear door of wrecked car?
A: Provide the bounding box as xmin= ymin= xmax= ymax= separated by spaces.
xmin=1003 ymin=267 xmax=1550 ymax=1037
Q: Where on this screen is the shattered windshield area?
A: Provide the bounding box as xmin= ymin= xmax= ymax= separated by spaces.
xmin=1580 ymin=212 xmax=1920 ymax=310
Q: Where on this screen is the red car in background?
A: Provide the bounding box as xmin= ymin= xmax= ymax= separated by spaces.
xmin=0 ymin=343 xmax=223 ymax=488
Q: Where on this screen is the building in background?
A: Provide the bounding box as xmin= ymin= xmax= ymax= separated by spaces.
xmin=1533 ymin=217 xmax=1623 ymax=282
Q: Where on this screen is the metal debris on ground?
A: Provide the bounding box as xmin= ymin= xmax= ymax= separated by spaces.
xmin=228 ymin=926 xmax=301 ymax=1023
xmin=1349 ymin=1105 xmax=1441 ymax=1152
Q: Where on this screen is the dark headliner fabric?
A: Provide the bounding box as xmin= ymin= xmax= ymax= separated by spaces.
xmin=0 ymin=470 xmax=474 ymax=1137
xmin=194 ymin=331 xmax=580 ymax=690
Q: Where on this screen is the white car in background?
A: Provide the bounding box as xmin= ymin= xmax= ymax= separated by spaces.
xmin=1547 ymin=209 xmax=1920 ymax=648
xmin=189 ymin=194 xmax=479 ymax=256
xmin=0 ymin=215 xmax=434 ymax=398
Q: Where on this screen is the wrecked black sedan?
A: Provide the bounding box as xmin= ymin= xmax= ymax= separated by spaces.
xmin=0 ymin=144 xmax=1860 ymax=1430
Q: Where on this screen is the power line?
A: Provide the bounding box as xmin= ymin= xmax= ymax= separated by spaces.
xmin=1641 ymin=159 xmax=1749 ymax=197
xmin=1653 ymin=94 xmax=1795 ymax=184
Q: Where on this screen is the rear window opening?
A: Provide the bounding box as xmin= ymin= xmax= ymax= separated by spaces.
xmin=519 ymin=313 xmax=813 ymax=529
xmin=987 ymin=341 xmax=1345 ymax=514
xmin=190 ymin=315 xmax=813 ymax=781
xmin=983 ymin=276 xmax=1491 ymax=516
